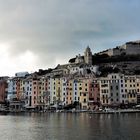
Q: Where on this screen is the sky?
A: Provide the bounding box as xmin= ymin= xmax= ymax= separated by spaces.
xmin=0 ymin=0 xmax=140 ymax=76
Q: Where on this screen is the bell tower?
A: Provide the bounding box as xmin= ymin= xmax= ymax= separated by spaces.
xmin=84 ymin=46 xmax=92 ymax=65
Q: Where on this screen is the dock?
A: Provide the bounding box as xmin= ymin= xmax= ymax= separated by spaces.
xmin=89 ymin=109 xmax=140 ymax=114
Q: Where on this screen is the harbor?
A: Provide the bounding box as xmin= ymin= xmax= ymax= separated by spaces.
xmin=0 ymin=112 xmax=140 ymax=140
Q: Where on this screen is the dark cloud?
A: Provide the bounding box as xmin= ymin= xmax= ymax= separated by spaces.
xmin=0 ymin=0 xmax=140 ymax=73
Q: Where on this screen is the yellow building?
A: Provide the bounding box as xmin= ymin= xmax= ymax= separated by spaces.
xmin=99 ymin=77 xmax=110 ymax=106
xmin=124 ymin=76 xmax=137 ymax=104
xmin=77 ymin=78 xmax=89 ymax=110
xmin=136 ymin=76 xmax=140 ymax=104
xmin=67 ymin=79 xmax=73 ymax=105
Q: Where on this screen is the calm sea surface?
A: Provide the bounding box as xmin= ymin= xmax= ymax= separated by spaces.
xmin=0 ymin=112 xmax=140 ymax=140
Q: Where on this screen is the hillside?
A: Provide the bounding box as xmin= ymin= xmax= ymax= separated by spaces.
xmin=69 ymin=54 xmax=140 ymax=76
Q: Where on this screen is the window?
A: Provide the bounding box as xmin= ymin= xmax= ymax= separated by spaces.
xmin=106 ymin=99 xmax=108 ymax=103
xmin=27 ymin=87 xmax=29 ymax=91
xmin=84 ymin=99 xmax=86 ymax=103
xmin=84 ymin=93 xmax=86 ymax=96
xmin=133 ymin=94 xmax=136 ymax=98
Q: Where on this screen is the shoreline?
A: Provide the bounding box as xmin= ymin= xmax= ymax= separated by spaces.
xmin=89 ymin=109 xmax=140 ymax=114
xmin=0 ymin=109 xmax=140 ymax=114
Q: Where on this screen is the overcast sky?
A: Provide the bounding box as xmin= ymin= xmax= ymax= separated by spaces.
xmin=0 ymin=0 xmax=140 ymax=76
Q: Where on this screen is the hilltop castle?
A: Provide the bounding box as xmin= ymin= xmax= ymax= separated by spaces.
xmin=98 ymin=40 xmax=140 ymax=56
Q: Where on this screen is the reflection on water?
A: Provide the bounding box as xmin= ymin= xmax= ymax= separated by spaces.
xmin=0 ymin=113 xmax=139 ymax=140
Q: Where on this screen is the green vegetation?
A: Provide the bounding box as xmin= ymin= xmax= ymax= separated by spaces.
xmin=92 ymin=54 xmax=140 ymax=65
xmin=98 ymin=66 xmax=120 ymax=76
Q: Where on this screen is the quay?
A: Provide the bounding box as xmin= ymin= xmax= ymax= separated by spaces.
xmin=89 ymin=109 xmax=140 ymax=114
xmin=0 ymin=108 xmax=140 ymax=114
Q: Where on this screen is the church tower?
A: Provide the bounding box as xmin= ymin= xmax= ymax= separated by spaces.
xmin=84 ymin=46 xmax=92 ymax=65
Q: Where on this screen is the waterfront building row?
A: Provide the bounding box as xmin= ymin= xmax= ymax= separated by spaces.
xmin=0 ymin=73 xmax=138 ymax=110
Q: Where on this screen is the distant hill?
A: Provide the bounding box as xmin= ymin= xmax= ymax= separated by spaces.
xmin=69 ymin=54 xmax=140 ymax=64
